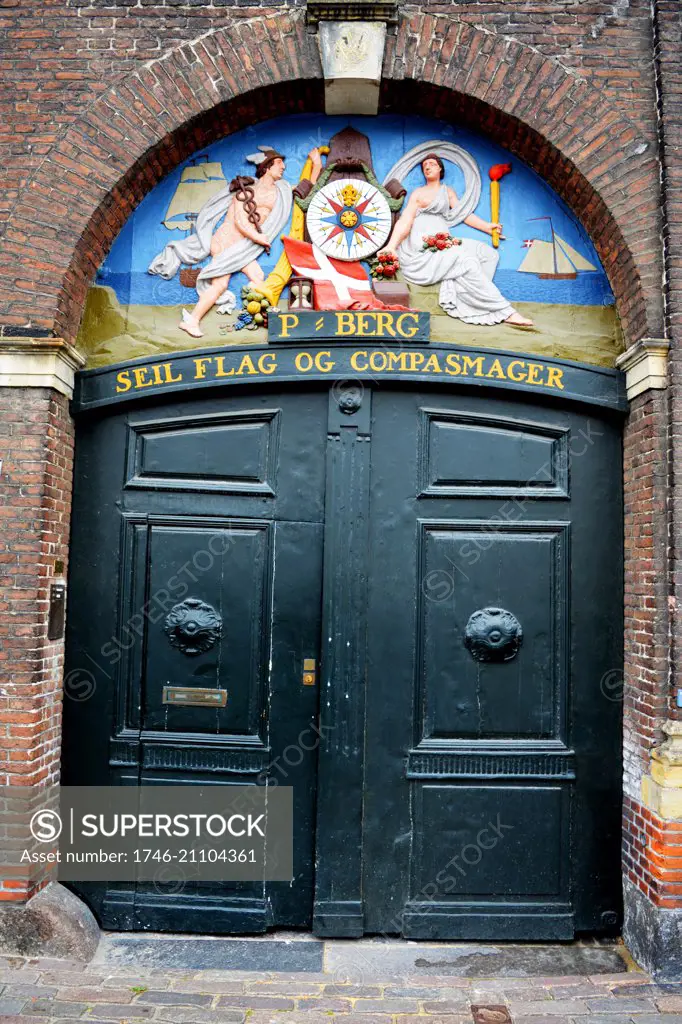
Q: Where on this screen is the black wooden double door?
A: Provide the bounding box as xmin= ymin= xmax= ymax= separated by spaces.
xmin=64 ymin=382 xmax=622 ymax=937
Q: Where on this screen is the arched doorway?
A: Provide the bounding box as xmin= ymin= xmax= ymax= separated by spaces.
xmin=62 ymin=113 xmax=625 ymax=938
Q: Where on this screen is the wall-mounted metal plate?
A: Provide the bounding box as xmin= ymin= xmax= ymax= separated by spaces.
xmin=162 ymin=686 xmax=227 ymax=708
xmin=303 ymin=657 xmax=317 ymax=686
xmin=48 ymin=581 xmax=66 ymax=641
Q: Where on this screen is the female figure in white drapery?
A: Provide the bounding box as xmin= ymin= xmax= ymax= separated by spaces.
xmin=380 ymin=154 xmax=533 ymax=327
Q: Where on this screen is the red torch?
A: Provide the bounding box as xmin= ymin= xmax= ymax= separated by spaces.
xmin=489 ymin=163 xmax=512 ymax=249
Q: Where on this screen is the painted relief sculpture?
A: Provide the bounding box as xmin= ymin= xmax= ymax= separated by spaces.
xmin=519 ymin=216 xmax=598 ymax=280
xmin=286 ymin=126 xmax=412 ymax=312
xmin=148 ymin=146 xmax=321 ymax=338
xmin=83 ymin=114 xmax=621 ymax=368
xmin=380 ymin=144 xmax=533 ymax=327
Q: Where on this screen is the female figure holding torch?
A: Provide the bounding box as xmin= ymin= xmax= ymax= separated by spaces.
xmin=379 ymin=154 xmax=533 ymax=327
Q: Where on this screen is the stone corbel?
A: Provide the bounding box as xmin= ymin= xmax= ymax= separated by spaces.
xmin=641 ymin=720 xmax=682 ymax=819
xmin=616 ymin=337 xmax=669 ymax=401
xmin=309 ymin=1 xmax=398 ymax=115
xmin=0 ymin=337 xmax=85 ymax=399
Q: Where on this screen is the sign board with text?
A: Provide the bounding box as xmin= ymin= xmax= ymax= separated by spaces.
xmin=73 ymin=344 xmax=627 ymax=415
xmin=268 ymin=310 xmax=431 ymax=343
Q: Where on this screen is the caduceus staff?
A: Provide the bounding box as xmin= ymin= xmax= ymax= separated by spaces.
xmin=230 ymin=174 xmax=271 ymax=254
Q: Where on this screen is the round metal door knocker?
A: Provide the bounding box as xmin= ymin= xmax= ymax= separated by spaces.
xmin=464 ymin=607 xmax=523 ymax=663
xmin=338 ymin=385 xmax=363 ymax=415
xmin=163 ymin=597 xmax=222 ymax=656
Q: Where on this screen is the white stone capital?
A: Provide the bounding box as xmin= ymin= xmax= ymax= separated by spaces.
xmin=0 ymin=338 xmax=85 ymax=398
xmin=616 ymin=337 xmax=669 ymax=400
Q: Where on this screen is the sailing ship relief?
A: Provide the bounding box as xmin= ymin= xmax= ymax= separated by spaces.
xmin=161 ymin=154 xmax=227 ymax=287
xmin=518 ymin=216 xmax=598 ymax=281
xmin=163 ymin=155 xmax=227 ymax=230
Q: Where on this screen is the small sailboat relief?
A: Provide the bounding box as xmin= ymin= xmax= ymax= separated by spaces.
xmin=518 ymin=216 xmax=597 ymax=280
xmin=163 ymin=154 xmax=226 ymax=232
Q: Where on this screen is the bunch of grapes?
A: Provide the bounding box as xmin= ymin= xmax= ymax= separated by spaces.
xmin=233 ymin=311 xmax=253 ymax=332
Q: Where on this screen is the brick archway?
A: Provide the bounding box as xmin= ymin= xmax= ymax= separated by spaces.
xmin=0 ymin=10 xmax=662 ymax=347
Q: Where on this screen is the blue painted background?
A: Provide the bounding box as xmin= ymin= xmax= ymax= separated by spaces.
xmin=96 ymin=114 xmax=614 ymax=308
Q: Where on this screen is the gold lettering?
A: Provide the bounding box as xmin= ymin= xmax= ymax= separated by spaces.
xmin=462 ymin=356 xmax=485 ymax=377
xmin=506 ymin=360 xmax=527 ymax=382
xmin=213 ymin=356 xmax=235 ymax=377
xmin=375 ymin=312 xmax=397 ymax=338
xmin=193 ymin=357 xmax=212 ymax=380
xmin=545 ymin=366 xmax=565 ymax=390
xmin=355 ymin=312 xmax=371 ymax=336
xmin=151 ymin=364 xmax=164 ymax=386
xmin=406 ymin=352 xmax=425 ymax=372
xmin=236 ymin=354 xmax=258 ymax=376
xmin=396 ymin=313 xmax=420 ymax=339
xmin=161 ymin=362 xmax=182 ymax=383
xmin=486 ymin=358 xmax=506 ymax=380
xmin=445 ymin=353 xmax=461 ymax=376
xmin=315 ymin=351 xmax=335 ymax=372
xmin=386 ymin=351 xmax=407 ymax=371
xmin=133 ymin=366 xmax=153 ymax=389
xmin=115 ymin=369 xmax=132 ymax=393
xmin=423 ymin=354 xmax=442 ymax=373
xmin=278 ymin=313 xmax=299 ymax=338
xmin=526 ymin=362 xmax=544 ymax=385
xmin=336 ymin=312 xmax=356 ymax=336
xmin=258 ymin=353 xmax=277 ymax=375
xmin=350 ymin=350 xmax=368 ymax=371
xmin=369 ymin=350 xmax=388 ymax=372
xmin=295 ymin=351 xmax=314 ymax=372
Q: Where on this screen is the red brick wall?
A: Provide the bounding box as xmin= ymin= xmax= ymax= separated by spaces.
xmin=621 ymin=385 xmax=673 ymax=911
xmin=624 ymin=797 xmax=682 ymax=908
xmin=622 ymin=390 xmax=670 ymax=799
xmin=654 ymin=2 xmax=682 ymax=712
xmin=0 ymin=387 xmax=74 ymax=900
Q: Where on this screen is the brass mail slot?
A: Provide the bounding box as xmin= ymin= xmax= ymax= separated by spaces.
xmin=162 ymin=686 xmax=228 ymax=708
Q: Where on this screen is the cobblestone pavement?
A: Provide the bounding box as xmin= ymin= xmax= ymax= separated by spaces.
xmin=0 ymin=947 xmax=680 ymax=1024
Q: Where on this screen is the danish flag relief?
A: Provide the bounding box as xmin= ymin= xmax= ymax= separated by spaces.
xmin=282 ymin=238 xmax=410 ymax=311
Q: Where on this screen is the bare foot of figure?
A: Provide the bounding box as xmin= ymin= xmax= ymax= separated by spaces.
xmin=179 ymin=309 xmax=203 ymax=338
xmin=504 ymin=310 xmax=535 ymax=327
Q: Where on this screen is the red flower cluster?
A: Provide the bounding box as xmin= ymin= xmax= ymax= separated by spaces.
xmin=371 ymin=250 xmax=400 ymax=279
xmin=422 ymin=231 xmax=460 ymax=252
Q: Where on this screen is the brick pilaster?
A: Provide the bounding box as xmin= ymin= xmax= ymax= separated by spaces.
xmin=0 ymin=387 xmax=74 ymax=900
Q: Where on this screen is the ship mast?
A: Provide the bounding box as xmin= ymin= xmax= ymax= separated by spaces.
xmin=529 ymin=216 xmax=557 ymax=273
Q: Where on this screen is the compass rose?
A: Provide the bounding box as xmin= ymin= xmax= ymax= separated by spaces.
xmin=306 ymin=177 xmax=392 ymax=262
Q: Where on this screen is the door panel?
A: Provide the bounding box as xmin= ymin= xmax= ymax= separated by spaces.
xmin=418 ymin=521 xmax=567 ymax=740
xmin=63 ymin=388 xmax=327 ymax=932
xmin=411 ymin=783 xmax=567 ymax=897
xmin=419 ymin=409 xmax=569 ymax=498
xmin=139 ymin=519 xmax=272 ymax=739
xmin=363 ymin=388 xmax=622 ymax=939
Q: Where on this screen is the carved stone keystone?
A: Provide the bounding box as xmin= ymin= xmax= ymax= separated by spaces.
xmin=314 ymin=10 xmax=391 ymax=115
